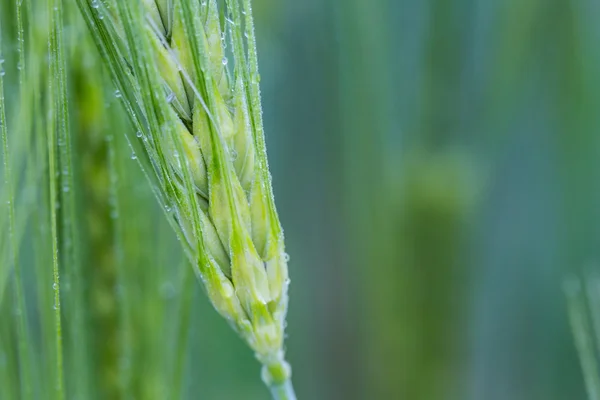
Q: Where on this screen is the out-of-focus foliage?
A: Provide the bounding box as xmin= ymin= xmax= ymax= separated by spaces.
xmin=0 ymin=0 xmax=598 ymax=399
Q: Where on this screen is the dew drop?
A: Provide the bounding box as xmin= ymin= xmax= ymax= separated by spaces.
xmin=114 ymin=89 xmax=122 ymax=98
xmin=53 ymin=283 xmax=58 ymax=290
xmin=166 ymin=92 xmax=175 ymax=103
xmin=131 ymin=153 xmax=137 ymax=160
xmin=0 ymin=69 xmax=5 ymax=77
xmin=136 ymin=131 xmax=143 ymax=138
xmin=222 ymin=57 xmax=228 ymax=66
xmin=283 ymin=253 xmax=290 ymax=262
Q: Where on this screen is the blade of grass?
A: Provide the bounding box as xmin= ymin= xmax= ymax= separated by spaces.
xmin=30 ymin=6 xmax=58 ymax=395
xmin=47 ymin=0 xmax=67 ymax=397
xmin=0 ymin=10 xmax=33 ymax=400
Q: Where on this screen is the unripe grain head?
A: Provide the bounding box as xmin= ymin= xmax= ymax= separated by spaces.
xmin=77 ymin=0 xmax=291 ymax=362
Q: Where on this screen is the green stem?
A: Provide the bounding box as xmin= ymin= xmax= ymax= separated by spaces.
xmin=268 ymin=379 xmax=297 ymax=400
xmin=261 ymin=357 xmax=297 ymax=400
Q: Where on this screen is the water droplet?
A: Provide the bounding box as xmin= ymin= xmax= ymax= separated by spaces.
xmin=0 ymin=69 xmax=5 ymax=77
xmin=53 ymin=283 xmax=58 ymax=290
xmin=283 ymin=253 xmax=290 ymax=262
xmin=166 ymin=92 xmax=175 ymax=103
xmin=173 ymin=151 xmax=179 ymax=159
xmin=0 ymin=58 xmax=5 ymax=64
xmin=91 ymin=0 xmax=100 ymax=9
xmin=131 ymin=153 xmax=137 ymax=160
xmin=16 ymin=62 xmax=22 ymax=70
xmin=62 ymin=185 xmax=70 ymax=193
xmin=165 ymin=204 xmax=172 ymax=212
xmin=222 ymin=57 xmax=228 ymax=66
xmin=230 ymin=149 xmax=238 ymax=161
xmin=114 ymin=89 xmax=122 ymax=98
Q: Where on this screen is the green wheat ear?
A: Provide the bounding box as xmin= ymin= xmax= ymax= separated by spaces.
xmin=76 ymin=0 xmax=295 ymax=398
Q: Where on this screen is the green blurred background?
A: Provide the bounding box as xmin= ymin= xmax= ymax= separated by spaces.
xmin=3 ymin=0 xmax=600 ymax=399
xmin=240 ymin=0 xmax=594 ymax=398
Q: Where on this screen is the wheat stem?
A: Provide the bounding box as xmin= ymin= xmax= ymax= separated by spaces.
xmin=269 ymin=379 xmax=297 ymax=400
xmin=262 ymin=355 xmax=297 ymax=400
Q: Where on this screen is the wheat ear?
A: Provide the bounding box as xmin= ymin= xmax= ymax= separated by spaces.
xmin=76 ymin=0 xmax=296 ymax=398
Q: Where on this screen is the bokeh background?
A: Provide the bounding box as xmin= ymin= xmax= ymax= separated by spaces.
xmin=1 ymin=0 xmax=599 ymax=399
xmin=245 ymin=0 xmax=595 ymax=399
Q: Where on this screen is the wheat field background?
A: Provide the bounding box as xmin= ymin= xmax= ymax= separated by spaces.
xmin=0 ymin=0 xmax=597 ymax=399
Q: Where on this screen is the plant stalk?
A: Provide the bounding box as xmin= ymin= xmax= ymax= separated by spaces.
xmin=261 ymin=357 xmax=297 ymax=400
xmin=268 ymin=379 xmax=297 ymax=400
